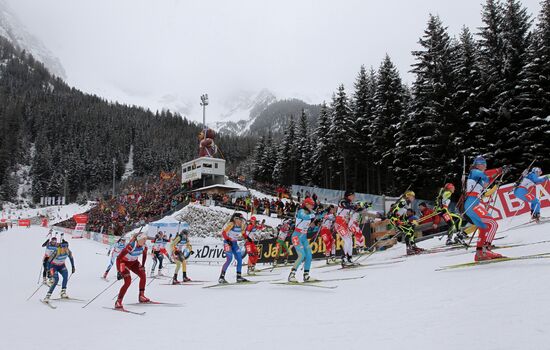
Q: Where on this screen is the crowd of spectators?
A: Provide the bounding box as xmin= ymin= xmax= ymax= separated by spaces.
xmin=189 ymin=192 xmax=299 ymax=218
xmin=58 ymin=176 xmax=187 ymax=235
xmin=56 ymin=171 xmax=321 ymax=235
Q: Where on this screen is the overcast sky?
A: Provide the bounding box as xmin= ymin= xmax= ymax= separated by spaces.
xmin=5 ymin=0 xmax=543 ymax=121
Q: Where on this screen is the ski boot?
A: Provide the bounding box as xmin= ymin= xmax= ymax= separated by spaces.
xmin=60 ymin=288 xmax=69 ymax=299
xmin=114 ymin=299 xmax=123 ymax=309
xmin=182 ymin=271 xmax=191 ymax=282
xmin=138 ymin=289 xmax=150 ymax=303
xmin=288 ymin=269 xmax=297 ymax=282
xmin=474 ymin=247 xmax=505 ymax=261
xmin=325 ymin=256 xmax=332 ymax=265
xmin=43 ymin=293 xmax=51 ymax=303
xmin=172 ymin=274 xmax=179 ymax=285
xmin=341 ymin=255 xmax=350 ymax=267
xmin=445 ymin=236 xmax=454 ymax=246
xmin=303 ymin=270 xmax=318 ymax=282
xmin=357 ymin=247 xmax=365 ymax=254
xmin=247 ymin=266 xmax=256 ymax=276
xmin=413 ymin=245 xmax=425 ymax=254
xmin=454 ymin=234 xmax=467 ymax=246
xmin=330 ymin=255 xmax=337 ymax=263
xmin=157 ymin=270 xmax=164 ymax=277
xmin=236 ymin=273 xmax=249 ymax=283
xmin=218 ymin=272 xmax=228 ymax=284
xmin=484 ymin=243 xmax=504 ymax=259
xmin=533 ymin=212 xmax=541 ymax=223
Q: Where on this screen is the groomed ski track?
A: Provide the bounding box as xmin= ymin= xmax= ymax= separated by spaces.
xmin=2 ymin=208 xmax=550 ymax=350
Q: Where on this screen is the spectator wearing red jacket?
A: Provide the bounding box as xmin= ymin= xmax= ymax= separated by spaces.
xmin=418 ymin=202 xmax=441 ymax=234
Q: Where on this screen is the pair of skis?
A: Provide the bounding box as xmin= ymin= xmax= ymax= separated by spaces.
xmin=40 ymin=297 xmax=85 ymax=309
xmin=271 ymin=275 xmax=366 ymax=289
xmin=437 ymin=252 xmax=550 ymax=271
xmin=103 ymin=300 xmax=184 ymax=316
xmin=500 ymin=217 xmax=550 ymax=234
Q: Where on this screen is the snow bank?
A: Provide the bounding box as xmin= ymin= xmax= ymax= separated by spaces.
xmin=1 ymin=202 xmax=92 ymax=224
xmin=168 ymin=202 xmax=281 ymax=240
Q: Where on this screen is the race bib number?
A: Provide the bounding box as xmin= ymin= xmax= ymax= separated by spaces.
xmin=334 ymin=216 xmax=349 ymax=237
xmin=473 ymin=204 xmax=488 ymax=217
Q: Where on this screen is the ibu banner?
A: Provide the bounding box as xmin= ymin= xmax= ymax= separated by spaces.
xmin=73 ymin=214 xmax=89 ymax=224
xmin=18 ymin=219 xmax=31 ymax=227
xmin=490 ymin=178 xmax=550 ymax=220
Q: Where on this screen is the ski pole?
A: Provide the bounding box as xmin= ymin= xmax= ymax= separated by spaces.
xmin=37 ymin=265 xmax=43 ymax=285
xmin=466 ymin=228 xmax=478 ymax=249
xmin=82 ymin=279 xmax=120 ymax=309
xmin=353 ymin=228 xmax=401 ymax=264
xmin=26 ymin=283 xmax=45 ymax=301
xmin=111 ymin=275 xmax=138 ymax=300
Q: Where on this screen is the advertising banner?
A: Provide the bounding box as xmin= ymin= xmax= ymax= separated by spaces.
xmin=73 ymin=214 xmax=89 ymax=224
xmin=256 ymin=235 xmax=361 ymax=264
xmin=18 ymin=219 xmax=31 ymax=227
xmin=489 ymin=179 xmax=550 ymax=220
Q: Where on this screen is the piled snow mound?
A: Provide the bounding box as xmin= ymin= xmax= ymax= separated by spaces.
xmin=170 ymin=203 xmax=280 ymax=240
xmin=173 ymin=204 xmax=232 ymax=239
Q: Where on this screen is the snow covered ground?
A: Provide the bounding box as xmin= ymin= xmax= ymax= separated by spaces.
xmin=1 ymin=202 xmax=92 ymax=224
xmin=2 ymin=208 xmax=550 ymax=350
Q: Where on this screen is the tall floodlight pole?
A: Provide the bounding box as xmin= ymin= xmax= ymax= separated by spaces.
xmin=63 ymin=170 xmax=68 ymax=204
xmin=200 ymin=94 xmax=209 ymax=129
xmin=200 ymin=94 xmax=209 ymax=188
xmin=112 ymin=158 xmax=116 ymax=199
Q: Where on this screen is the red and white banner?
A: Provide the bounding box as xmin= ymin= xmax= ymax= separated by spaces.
xmin=18 ymin=219 xmax=31 ymax=227
xmin=72 ymin=214 xmax=88 ymax=238
xmin=73 ymin=214 xmax=89 ymax=224
xmin=489 ymin=178 xmax=550 ymax=220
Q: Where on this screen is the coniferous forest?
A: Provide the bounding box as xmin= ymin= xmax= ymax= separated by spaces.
xmin=252 ymin=0 xmax=550 ymax=198
xmin=0 ymin=35 xmax=256 ymax=203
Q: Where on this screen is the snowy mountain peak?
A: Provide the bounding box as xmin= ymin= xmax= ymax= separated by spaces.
xmin=0 ymin=0 xmax=66 ymax=79
xmin=211 ymin=89 xmax=277 ymax=135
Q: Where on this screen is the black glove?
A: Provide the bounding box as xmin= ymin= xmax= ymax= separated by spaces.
xmin=117 ymin=272 xmax=123 ymax=280
xmin=247 ymin=237 xmax=253 ymax=243
xmin=71 ymin=266 xmax=75 ymax=274
xmin=190 ymin=250 xmax=195 ymax=255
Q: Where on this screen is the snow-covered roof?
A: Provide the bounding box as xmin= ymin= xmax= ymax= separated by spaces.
xmin=189 ymin=184 xmax=241 ymax=192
